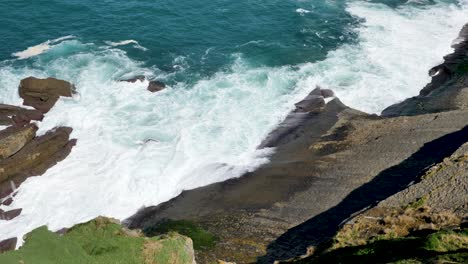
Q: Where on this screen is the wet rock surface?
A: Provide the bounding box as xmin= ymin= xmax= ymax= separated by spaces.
xmin=19 ymin=77 xmax=74 ymax=113
xmin=120 ymin=75 xmax=166 ymax=93
xmin=127 ymin=25 xmax=468 ymax=263
xmin=0 ymin=208 xmax=22 ymax=220
xmin=0 ymin=104 xmax=43 ymax=127
xmin=0 ymin=238 xmax=16 ymax=254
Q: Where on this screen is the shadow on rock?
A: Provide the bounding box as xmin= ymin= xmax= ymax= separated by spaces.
xmin=258 ymin=125 xmax=468 ymax=263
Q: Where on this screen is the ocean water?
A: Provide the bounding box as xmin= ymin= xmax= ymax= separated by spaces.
xmin=0 ymin=0 xmax=467 ymax=243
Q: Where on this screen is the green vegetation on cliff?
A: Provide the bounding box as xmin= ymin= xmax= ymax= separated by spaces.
xmin=143 ymin=219 xmax=217 ymax=250
xmin=0 ymin=217 xmax=194 ymax=264
xmin=295 ymin=228 xmax=468 ymax=264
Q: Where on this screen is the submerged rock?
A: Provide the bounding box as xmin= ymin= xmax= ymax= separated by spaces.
xmin=120 ymin=76 xmax=166 ymax=93
xmin=147 ymin=80 xmax=166 ymax=93
xmin=0 ymin=127 xmax=76 ymax=200
xmin=19 ymin=77 xmax=74 ymax=113
xmin=0 ymin=104 xmax=43 ymax=127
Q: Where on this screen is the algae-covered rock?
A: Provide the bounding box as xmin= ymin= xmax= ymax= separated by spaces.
xmin=0 ymin=217 xmax=195 ymax=264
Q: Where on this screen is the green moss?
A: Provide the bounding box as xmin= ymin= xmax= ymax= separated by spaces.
xmin=424 ymin=229 xmax=468 ymax=252
xmin=0 ymin=217 xmax=193 ymax=264
xmin=404 ymin=196 xmax=428 ymax=209
xmin=143 ymin=220 xmax=217 ymax=250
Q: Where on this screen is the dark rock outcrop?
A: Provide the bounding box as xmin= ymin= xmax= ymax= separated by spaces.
xmin=382 ymin=24 xmax=468 ymax=117
xmin=19 ymin=77 xmax=74 ymax=113
xmin=0 ymin=238 xmax=16 ymax=253
xmin=0 ymin=127 xmax=76 ymax=200
xmin=0 ymin=104 xmax=43 ymax=127
xmin=120 ymin=76 xmax=166 ymax=93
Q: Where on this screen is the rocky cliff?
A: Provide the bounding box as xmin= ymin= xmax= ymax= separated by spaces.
xmin=127 ymin=24 xmax=468 ymax=263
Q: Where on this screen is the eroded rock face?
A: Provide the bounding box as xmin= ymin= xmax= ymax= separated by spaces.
xmin=0 ymin=127 xmax=76 ymax=199
xmin=19 ymin=77 xmax=74 ymax=113
xmin=382 ymin=24 xmax=468 ymax=117
xmin=0 ymin=104 xmax=43 ymax=127
xmin=0 ymin=124 xmax=37 ymax=160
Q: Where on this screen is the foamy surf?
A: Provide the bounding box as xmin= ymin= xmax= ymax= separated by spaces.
xmin=104 ymin=40 xmax=148 ymax=51
xmin=0 ymin=0 xmax=467 ymax=246
xmin=12 ymin=35 xmax=75 ymax=59
xmin=296 ymin=8 xmax=311 ymax=15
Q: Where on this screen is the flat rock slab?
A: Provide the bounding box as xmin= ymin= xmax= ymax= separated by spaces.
xmin=19 ymin=77 xmax=74 ymax=113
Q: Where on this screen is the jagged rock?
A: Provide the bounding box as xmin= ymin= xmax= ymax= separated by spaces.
xmin=0 ymin=208 xmax=21 ymax=220
xmin=0 ymin=127 xmax=76 ymax=199
xmin=382 ymin=24 xmax=468 ymax=117
xmin=0 ymin=104 xmax=43 ymax=126
xmin=0 ymin=124 xmax=37 ymax=160
xmin=19 ymin=77 xmax=74 ymax=113
xmin=121 ymin=76 xmax=166 ymax=93
xmin=0 ymin=237 xmax=16 ymax=253
xmin=1 ymin=197 xmax=13 ymax=206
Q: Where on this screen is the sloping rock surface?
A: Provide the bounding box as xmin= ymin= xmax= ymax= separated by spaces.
xmin=127 ymin=24 xmax=468 ymax=264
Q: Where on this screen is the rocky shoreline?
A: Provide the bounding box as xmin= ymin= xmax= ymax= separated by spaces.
xmin=126 ymin=24 xmax=468 ymax=263
xmin=0 ymin=77 xmax=77 ymax=249
xmin=0 ymin=23 xmax=466 ymax=264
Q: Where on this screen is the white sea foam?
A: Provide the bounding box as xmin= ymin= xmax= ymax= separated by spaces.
xmin=12 ymin=35 xmax=75 ymax=59
xmin=104 ymin=40 xmax=148 ymax=51
xmin=296 ymin=8 xmax=311 ymax=15
xmin=0 ymin=0 xmax=467 ymax=245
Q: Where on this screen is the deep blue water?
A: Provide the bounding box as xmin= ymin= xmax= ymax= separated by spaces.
xmin=1 ymin=0 xmax=360 ymax=80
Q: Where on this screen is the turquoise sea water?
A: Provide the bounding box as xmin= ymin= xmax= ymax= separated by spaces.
xmin=0 ymin=0 xmax=467 ymax=243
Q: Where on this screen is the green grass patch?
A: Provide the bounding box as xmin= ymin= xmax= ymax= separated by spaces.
xmin=0 ymin=217 xmax=193 ymax=264
xmin=404 ymin=196 xmax=428 ymax=209
xmin=143 ymin=220 xmax=217 ymax=250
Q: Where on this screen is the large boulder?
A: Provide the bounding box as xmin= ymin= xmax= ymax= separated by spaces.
xmin=0 ymin=124 xmax=37 ymax=160
xmin=0 ymin=104 xmax=43 ymax=126
xmin=19 ymin=77 xmax=74 ymax=113
xmin=0 ymin=127 xmax=76 ymax=199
